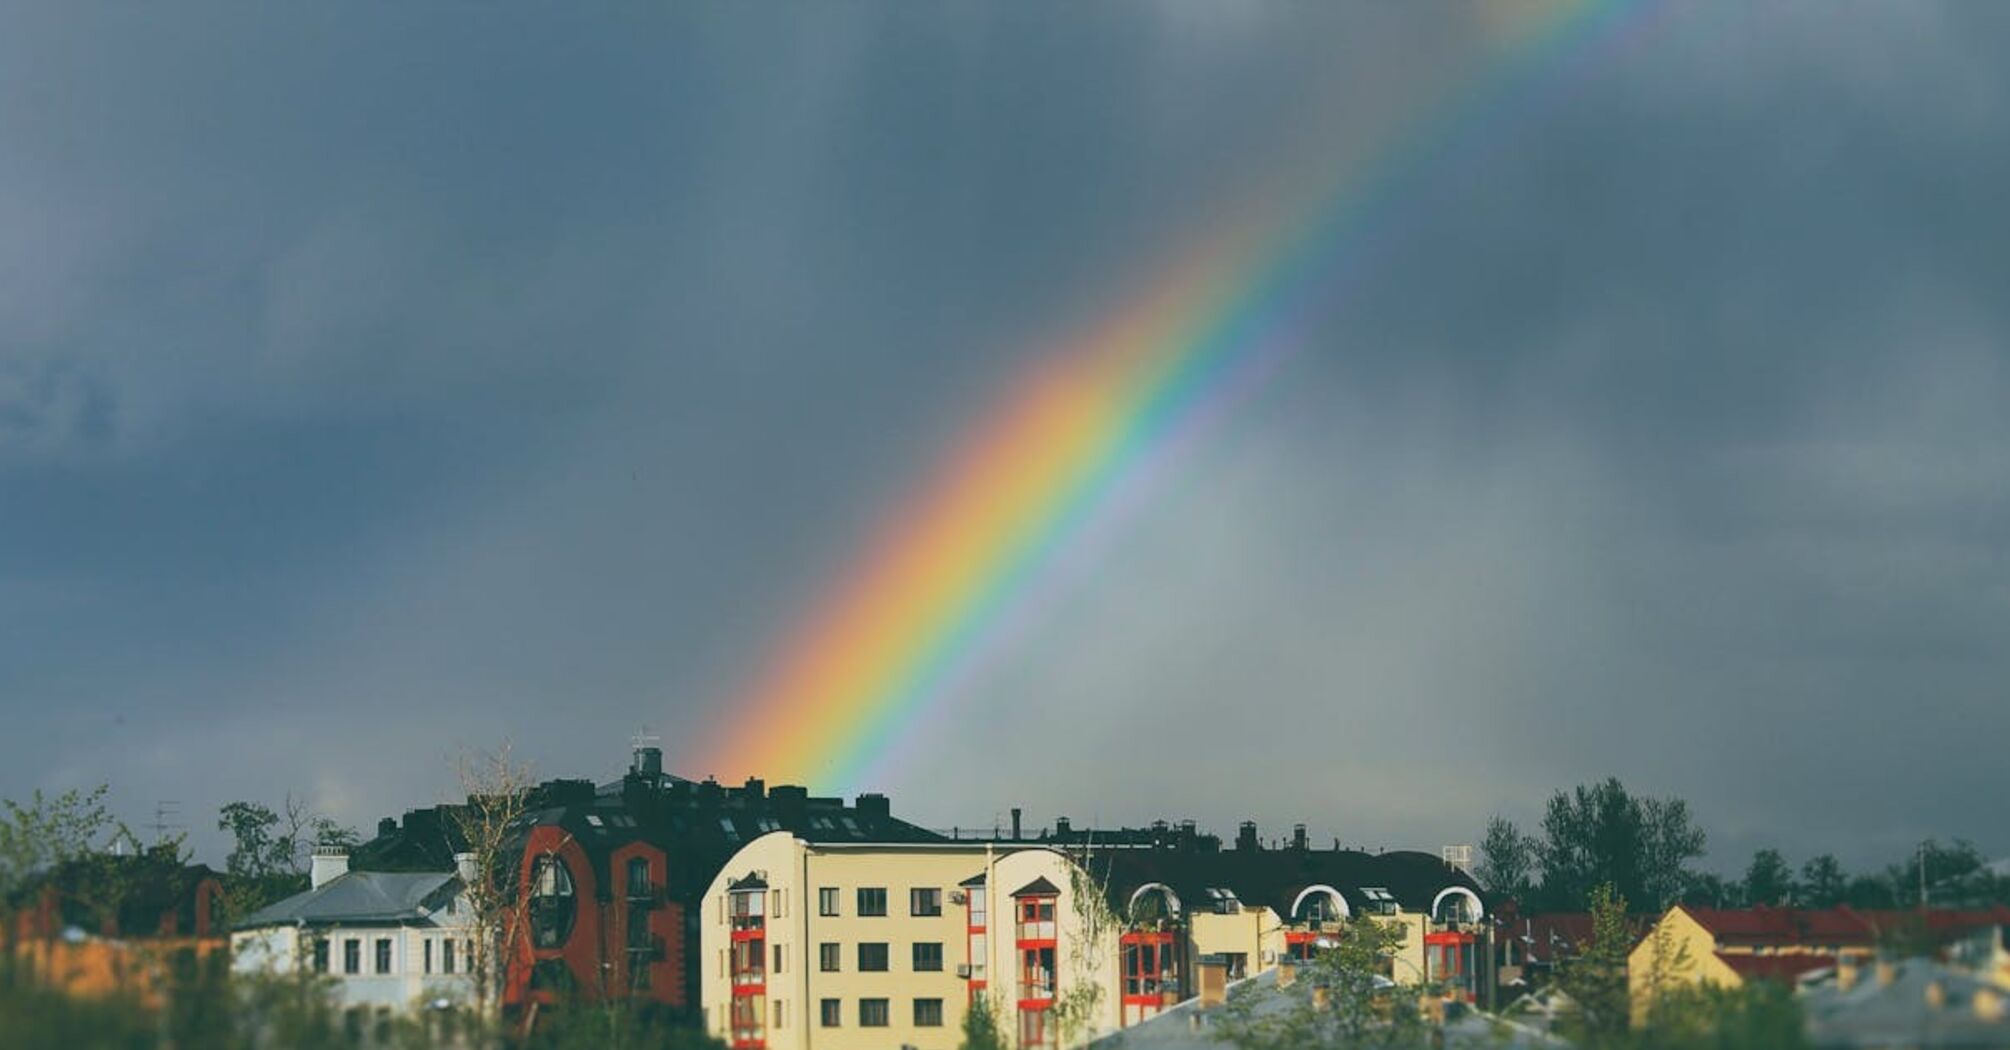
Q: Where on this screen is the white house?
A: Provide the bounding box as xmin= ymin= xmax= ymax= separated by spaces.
xmin=231 ymin=849 xmax=478 ymax=1011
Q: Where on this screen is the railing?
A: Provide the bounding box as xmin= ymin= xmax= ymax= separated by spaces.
xmin=731 ymin=914 xmax=765 ymax=933
xmin=1016 ymin=921 xmax=1056 ymax=942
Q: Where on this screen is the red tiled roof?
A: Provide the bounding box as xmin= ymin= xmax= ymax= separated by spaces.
xmin=1714 ymin=952 xmax=1833 ymax=983
xmin=1683 ymin=905 xmax=2010 ymax=949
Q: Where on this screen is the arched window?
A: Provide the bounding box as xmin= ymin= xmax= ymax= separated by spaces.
xmin=1290 ymin=886 xmax=1349 ymax=925
xmin=1127 ymin=884 xmax=1181 ymax=925
xmin=626 ymin=857 xmax=652 ymax=899
xmin=529 ymin=855 xmax=576 ymax=948
xmin=1432 ymin=887 xmax=1483 ymax=926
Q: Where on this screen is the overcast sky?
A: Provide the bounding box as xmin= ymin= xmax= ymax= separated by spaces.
xmin=3 ymin=2 xmax=2006 ymax=875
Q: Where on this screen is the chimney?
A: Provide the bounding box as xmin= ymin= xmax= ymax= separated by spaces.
xmin=1925 ymin=979 xmax=1947 ymax=1010
xmin=1055 ymin=817 xmax=1072 ymax=837
xmin=854 ymin=793 xmax=890 ymax=820
xmin=1197 ymin=955 xmax=1229 ymax=1007
xmin=1277 ymin=958 xmax=1298 ymax=988
xmin=1237 ymin=821 xmax=1259 ymax=852
xmin=1011 ymin=808 xmax=1023 ymax=840
xmin=1293 ymin=824 xmax=1309 ymax=851
xmin=454 ymin=852 xmax=478 ymax=886
xmin=632 ymin=746 xmax=663 ymax=778
xmin=1837 ymin=956 xmax=1860 ymax=991
xmin=1974 ymin=987 xmax=2005 ymax=1024
xmin=310 ymin=847 xmax=349 ymax=890
xmin=1875 ymin=960 xmax=1898 ymax=988
xmin=743 ymin=777 xmax=767 ymax=800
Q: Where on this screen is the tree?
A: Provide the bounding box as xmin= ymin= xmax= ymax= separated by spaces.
xmin=1534 ymin=778 xmax=1704 ymax=912
xmin=1844 ymin=874 xmax=1896 ymax=910
xmin=1638 ymin=796 xmax=1707 ymax=911
xmin=449 ymin=742 xmax=538 ymax=1024
xmin=1051 ymin=847 xmax=1119 ymax=1047
xmin=1742 ymin=849 xmax=1794 ymax=906
xmin=0 ymin=786 xmax=118 ymax=903
xmin=959 ymin=993 xmax=1008 ymax=1050
xmin=1556 ymin=883 xmax=1632 ymax=1046
xmin=1475 ymin=815 xmax=1535 ymax=902
xmin=1799 ymin=854 xmax=1847 ymax=908
xmin=1213 ymin=914 xmax=1432 ymax=1049
xmin=216 ymin=796 xmax=358 ymax=922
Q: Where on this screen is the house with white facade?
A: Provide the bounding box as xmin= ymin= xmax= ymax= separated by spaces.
xmin=230 ymin=848 xmax=477 ymax=1011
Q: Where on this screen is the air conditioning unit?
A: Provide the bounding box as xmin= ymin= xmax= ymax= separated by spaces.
xmin=955 ymin=964 xmax=972 ymax=978
xmin=949 ymin=890 xmax=968 ymax=905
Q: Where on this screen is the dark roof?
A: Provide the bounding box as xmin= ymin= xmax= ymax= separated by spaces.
xmin=1715 ymin=952 xmax=1833 ymax=983
xmin=1014 ymin=876 xmax=1062 ymax=897
xmin=236 ymin=871 xmax=458 ymax=929
xmin=1683 ymin=905 xmax=2010 ymax=949
xmin=959 ymin=871 xmax=988 ymax=888
xmin=728 ymin=873 xmax=768 ymax=892
xmin=1088 ymin=847 xmax=1484 ymax=920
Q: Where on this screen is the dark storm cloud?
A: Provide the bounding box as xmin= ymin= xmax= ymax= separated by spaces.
xmin=1 ymin=1 xmax=2004 ymax=874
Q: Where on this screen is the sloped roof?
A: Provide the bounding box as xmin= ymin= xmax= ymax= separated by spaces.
xmin=235 ymin=871 xmax=457 ymax=930
xmin=1013 ymin=876 xmax=1062 ymax=898
xmin=1715 ymin=952 xmax=1833 ymax=983
xmin=1802 ymin=958 xmax=2010 ymax=1047
xmin=1092 ymin=847 xmax=1484 ymax=919
xmin=1682 ymin=905 xmax=2010 ymax=949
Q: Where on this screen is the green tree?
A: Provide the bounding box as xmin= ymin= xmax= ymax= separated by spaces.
xmin=959 ymin=994 xmax=1008 ymax=1050
xmin=1476 ymin=815 xmax=1535 ymax=902
xmin=1798 ymin=854 xmax=1847 ymax=908
xmin=1214 ymin=914 xmax=1432 ymax=1049
xmin=1556 ymin=883 xmax=1632 ymax=1047
xmin=1741 ymin=849 xmax=1794 ymax=906
xmin=0 ymin=786 xmax=118 ymax=903
xmin=1535 ymin=779 xmax=1705 ymax=912
xmin=1640 ymin=980 xmax=1809 ymax=1050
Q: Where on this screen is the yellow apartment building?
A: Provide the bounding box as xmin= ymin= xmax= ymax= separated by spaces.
xmin=700 ymin=822 xmax=1490 ymax=1049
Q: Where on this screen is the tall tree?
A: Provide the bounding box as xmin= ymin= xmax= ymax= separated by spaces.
xmin=1475 ymin=815 xmax=1535 ymax=902
xmin=1799 ymin=854 xmax=1847 ymax=908
xmin=450 ymin=742 xmax=540 ymax=1023
xmin=1639 ymin=796 xmax=1708 ymax=910
xmin=1535 ymin=778 xmax=1704 ymax=912
xmin=1556 ymin=882 xmax=1632 ymax=1045
xmin=1742 ymin=849 xmax=1794 ymax=906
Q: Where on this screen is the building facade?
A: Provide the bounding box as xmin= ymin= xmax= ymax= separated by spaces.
xmin=229 ymin=851 xmax=477 ymax=1012
xmin=699 ymin=823 xmax=1490 ymax=1050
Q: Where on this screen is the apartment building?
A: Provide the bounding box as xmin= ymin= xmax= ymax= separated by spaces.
xmin=700 ymin=822 xmax=1490 ymax=1050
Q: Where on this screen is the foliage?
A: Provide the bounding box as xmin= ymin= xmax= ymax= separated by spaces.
xmin=1797 ymin=854 xmax=1847 ymax=908
xmin=960 ymin=992 xmax=1008 ymax=1050
xmin=1213 ymin=915 xmax=1434 ymax=1050
xmin=0 ymin=785 xmax=119 ymax=903
xmin=216 ymin=797 xmax=357 ymax=923
xmin=1531 ymin=779 xmax=1705 ymax=912
xmin=1633 ymin=981 xmax=1809 ymax=1050
xmin=1741 ymin=849 xmax=1793 ymax=906
xmin=518 ymin=999 xmax=726 ymax=1050
xmin=1476 ymin=815 xmax=1535 ymax=902
xmin=1556 ymin=883 xmax=1632 ymax=1046
xmin=1052 ymin=848 xmax=1118 ymax=1046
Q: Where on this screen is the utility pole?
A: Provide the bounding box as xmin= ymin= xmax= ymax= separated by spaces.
xmin=1919 ymin=841 xmax=1928 ymax=909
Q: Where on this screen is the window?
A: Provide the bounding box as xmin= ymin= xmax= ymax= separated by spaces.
xmin=969 ymin=887 xmax=987 ymax=927
xmin=819 ymin=943 xmax=840 ymax=972
xmin=529 ymin=856 xmax=578 ymax=948
xmin=1020 ymin=946 xmax=1056 ymax=1000
xmin=343 ymin=939 xmax=361 ymax=975
xmin=772 ymin=942 xmax=785 ymax=973
xmin=857 ymin=887 xmax=887 ymax=916
xmin=442 ymin=939 xmax=455 ymax=975
xmin=626 ymin=857 xmax=652 ymax=899
xmin=770 ymin=888 xmax=785 ymax=919
xmin=858 ymin=942 xmax=889 ymax=972
xmin=423 ymin=938 xmax=433 ymax=975
xmin=311 ymin=938 xmax=330 ymax=974
xmin=913 ymin=941 xmax=943 ymax=971
xmin=375 ymin=938 xmax=393 ymax=974
xmin=771 ymin=999 xmax=786 ymax=1028
xmin=911 ymin=887 xmax=942 ymax=916
xmin=859 ymin=998 xmax=889 ymax=1027
xmin=1019 ymin=1006 xmax=1054 ymax=1048
xmin=819 ymin=999 xmax=841 ymax=1027
xmin=914 ymin=998 xmax=944 ymax=1027
xmin=819 ymin=887 xmax=840 ymax=916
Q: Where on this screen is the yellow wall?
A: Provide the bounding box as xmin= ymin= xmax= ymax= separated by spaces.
xmin=700 ymin=836 xmax=1130 ymax=1050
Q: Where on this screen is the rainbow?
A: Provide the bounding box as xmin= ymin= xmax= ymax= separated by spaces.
xmin=690 ymin=0 xmax=1661 ymax=792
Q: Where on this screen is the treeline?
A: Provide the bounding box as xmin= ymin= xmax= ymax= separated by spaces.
xmin=1477 ymin=776 xmax=2009 ymax=913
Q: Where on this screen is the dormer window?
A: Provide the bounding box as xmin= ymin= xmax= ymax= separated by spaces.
xmin=1204 ymin=888 xmax=1241 ymax=914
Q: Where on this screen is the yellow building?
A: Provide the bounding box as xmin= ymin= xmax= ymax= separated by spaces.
xmin=700 ymin=823 xmax=1490 ymax=1049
